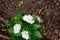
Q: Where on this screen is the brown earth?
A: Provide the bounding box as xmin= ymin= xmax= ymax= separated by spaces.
xmin=0 ymin=0 xmax=60 ymax=40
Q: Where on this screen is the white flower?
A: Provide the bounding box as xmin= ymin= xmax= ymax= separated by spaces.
xmin=13 ymin=24 xmax=21 ymax=34
xmin=23 ymin=15 xmax=34 ymax=24
xmin=21 ymin=31 xmax=29 ymax=40
xmin=36 ymin=16 xmax=43 ymax=23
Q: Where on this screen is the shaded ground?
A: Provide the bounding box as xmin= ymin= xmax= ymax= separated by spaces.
xmin=0 ymin=0 xmax=60 ymax=40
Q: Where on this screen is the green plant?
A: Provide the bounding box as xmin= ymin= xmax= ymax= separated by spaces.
xmin=4 ymin=12 xmax=43 ymax=40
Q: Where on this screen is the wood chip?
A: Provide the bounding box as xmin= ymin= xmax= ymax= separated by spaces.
xmin=0 ymin=34 xmax=10 ymax=40
xmin=0 ymin=18 xmax=4 ymax=21
xmin=20 ymin=1 xmax=23 ymax=4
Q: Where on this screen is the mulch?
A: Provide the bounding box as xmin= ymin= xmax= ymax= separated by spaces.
xmin=0 ymin=0 xmax=60 ymax=40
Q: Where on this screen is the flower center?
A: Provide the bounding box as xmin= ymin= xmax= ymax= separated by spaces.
xmin=27 ymin=19 xmax=30 ymax=21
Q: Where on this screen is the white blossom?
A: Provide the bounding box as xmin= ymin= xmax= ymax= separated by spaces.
xmin=21 ymin=31 xmax=29 ymax=40
xmin=23 ymin=15 xmax=34 ymax=24
xmin=36 ymin=16 xmax=43 ymax=23
xmin=13 ymin=24 xmax=21 ymax=34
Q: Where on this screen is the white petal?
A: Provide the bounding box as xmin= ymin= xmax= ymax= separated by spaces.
xmin=23 ymin=15 xmax=28 ymax=21
xmin=36 ymin=16 xmax=43 ymax=22
xmin=14 ymin=30 xmax=20 ymax=34
xmin=28 ymin=15 xmax=33 ymax=19
xmin=21 ymin=31 xmax=29 ymax=39
xmin=29 ymin=20 xmax=34 ymax=24
xmin=23 ymin=15 xmax=34 ymax=24
xmin=13 ymin=24 xmax=21 ymax=34
xmin=13 ymin=24 xmax=21 ymax=30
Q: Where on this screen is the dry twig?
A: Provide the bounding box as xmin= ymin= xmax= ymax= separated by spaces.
xmin=0 ymin=34 xmax=10 ymax=40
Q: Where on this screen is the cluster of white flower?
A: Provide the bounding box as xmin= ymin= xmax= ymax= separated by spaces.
xmin=13 ymin=24 xmax=29 ymax=40
xmin=13 ymin=15 xmax=42 ymax=40
xmin=13 ymin=15 xmax=34 ymax=40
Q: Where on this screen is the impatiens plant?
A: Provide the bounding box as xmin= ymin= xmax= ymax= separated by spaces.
xmin=4 ymin=12 xmax=43 ymax=40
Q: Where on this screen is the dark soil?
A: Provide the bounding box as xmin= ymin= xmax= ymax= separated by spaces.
xmin=0 ymin=0 xmax=60 ymax=40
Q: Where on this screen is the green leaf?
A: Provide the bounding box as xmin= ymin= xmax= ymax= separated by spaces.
xmin=10 ymin=14 xmax=23 ymax=25
xmin=4 ymin=20 xmax=12 ymax=27
xmin=14 ymin=33 xmax=21 ymax=36
xmin=14 ymin=21 xmax=22 ymax=25
xmin=9 ymin=34 xmax=22 ymax=40
xmin=14 ymin=15 xmax=23 ymax=22
xmin=31 ymin=24 xmax=41 ymax=30
xmin=17 ymin=12 xmax=25 ymax=16
xmin=10 ymin=13 xmax=23 ymax=23
xmin=32 ymin=30 xmax=43 ymax=38
xmin=32 ymin=13 xmax=38 ymax=23
xmin=7 ymin=28 xmax=21 ymax=36
xmin=7 ymin=27 xmax=13 ymax=33
xmin=32 ymin=13 xmax=36 ymax=20
xmin=29 ymin=35 xmax=37 ymax=40
xmin=29 ymin=38 xmax=35 ymax=40
xmin=10 ymin=17 xmax=14 ymax=22
xmin=15 ymin=13 xmax=23 ymax=20
xmin=32 ymin=13 xmax=36 ymax=17
xmin=9 ymin=33 xmax=23 ymax=40
xmin=14 ymin=16 xmax=20 ymax=21
xmin=28 ymin=31 xmax=31 ymax=38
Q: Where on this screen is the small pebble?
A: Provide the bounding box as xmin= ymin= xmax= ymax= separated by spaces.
xmin=1 ymin=24 xmax=4 ymax=26
xmin=18 ymin=1 xmax=23 ymax=6
xmin=11 ymin=2 xmax=15 ymax=4
xmin=18 ymin=4 xmax=21 ymax=6
xmin=0 ymin=18 xmax=4 ymax=21
xmin=55 ymin=29 xmax=59 ymax=34
xmin=20 ymin=1 xmax=23 ymax=4
xmin=44 ymin=33 xmax=46 ymax=36
xmin=56 ymin=3 xmax=59 ymax=5
xmin=2 ymin=29 xmax=6 ymax=31
xmin=59 ymin=33 xmax=60 ymax=35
